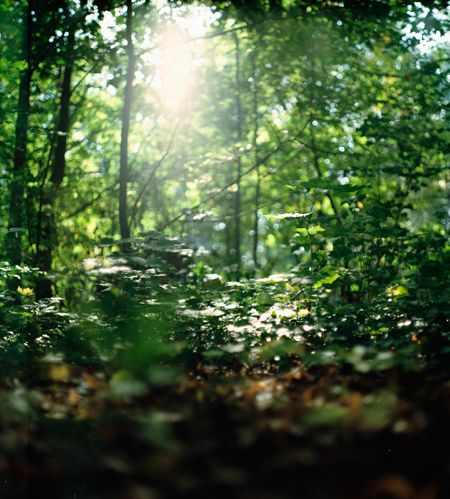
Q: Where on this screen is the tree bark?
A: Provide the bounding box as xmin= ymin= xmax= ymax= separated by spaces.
xmin=233 ymin=32 xmax=242 ymax=279
xmin=50 ymin=68 xmax=73 ymax=187
xmin=119 ymin=0 xmax=134 ymax=248
xmin=251 ymin=52 xmax=260 ymax=271
xmin=35 ymin=61 xmax=73 ymax=300
xmin=6 ymin=1 xmax=33 ymax=268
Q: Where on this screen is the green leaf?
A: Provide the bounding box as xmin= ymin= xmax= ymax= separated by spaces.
xmin=14 ymin=60 xmax=28 ymax=71
xmin=313 ymin=273 xmax=340 ymax=289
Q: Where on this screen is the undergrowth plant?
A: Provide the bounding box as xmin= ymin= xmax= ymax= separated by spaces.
xmin=1 ymin=216 xmax=449 ymax=386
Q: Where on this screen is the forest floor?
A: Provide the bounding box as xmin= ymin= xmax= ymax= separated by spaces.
xmin=2 ymin=358 xmax=450 ymax=499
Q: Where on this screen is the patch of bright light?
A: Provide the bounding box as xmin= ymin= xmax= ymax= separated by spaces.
xmin=99 ymin=11 xmax=117 ymax=42
xmin=403 ymin=5 xmax=450 ymax=53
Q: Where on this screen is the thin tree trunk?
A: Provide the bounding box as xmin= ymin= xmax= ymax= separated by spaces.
xmin=233 ymin=32 xmax=242 ymax=279
xmin=308 ymin=56 xmax=342 ymax=225
xmin=119 ymin=0 xmax=134 ymax=247
xmin=50 ymin=70 xmax=73 ymax=186
xmin=6 ymin=1 xmax=33 ymax=268
xmin=35 ymin=61 xmax=73 ymax=300
xmin=251 ymin=53 xmax=260 ymax=271
xmin=310 ymin=133 xmax=342 ymax=225
xmin=308 ymin=55 xmax=352 ymax=301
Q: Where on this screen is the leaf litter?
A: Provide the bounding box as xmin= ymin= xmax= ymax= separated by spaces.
xmin=1 ymin=356 xmax=450 ymax=499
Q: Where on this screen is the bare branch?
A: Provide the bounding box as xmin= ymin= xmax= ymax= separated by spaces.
xmin=159 ymin=119 xmax=312 ymax=231
xmin=129 ymin=114 xmax=184 ymax=227
xmin=62 ymin=181 xmax=119 ymax=220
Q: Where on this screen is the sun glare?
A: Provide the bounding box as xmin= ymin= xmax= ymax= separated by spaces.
xmin=157 ymin=30 xmax=196 ymax=109
xmin=150 ymin=2 xmax=220 ymax=111
xmin=95 ymin=1 xmax=220 ymax=112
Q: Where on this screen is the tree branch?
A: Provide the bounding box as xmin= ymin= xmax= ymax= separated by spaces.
xmin=129 ymin=114 xmax=184 ymax=228
xmin=159 ymin=119 xmax=312 ymax=231
xmin=62 ymin=181 xmax=119 ymax=220
xmin=296 ymin=140 xmax=362 ymax=156
xmin=136 ymin=13 xmax=303 ymax=58
xmin=195 ymin=14 xmax=303 ymax=40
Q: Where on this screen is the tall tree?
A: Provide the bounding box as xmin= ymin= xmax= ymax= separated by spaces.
xmin=119 ymin=0 xmax=135 ymax=245
xmin=35 ymin=37 xmax=74 ymax=299
xmin=250 ymin=50 xmax=261 ymax=270
xmin=6 ymin=0 xmax=33 ymax=267
xmin=233 ymin=31 xmax=243 ymax=278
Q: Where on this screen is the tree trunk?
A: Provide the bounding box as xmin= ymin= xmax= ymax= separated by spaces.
xmin=6 ymin=1 xmax=33 ymax=268
xmin=251 ymin=52 xmax=260 ymax=271
xmin=233 ymin=32 xmax=242 ymax=279
xmin=119 ymin=0 xmax=134 ymax=248
xmin=35 ymin=61 xmax=73 ymax=300
xmin=50 ymin=68 xmax=73 ymax=187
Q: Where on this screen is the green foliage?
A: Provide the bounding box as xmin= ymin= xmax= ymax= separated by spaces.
xmin=0 ymin=264 xmax=67 ymax=377
xmin=0 ymin=0 xmax=449 ymax=387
